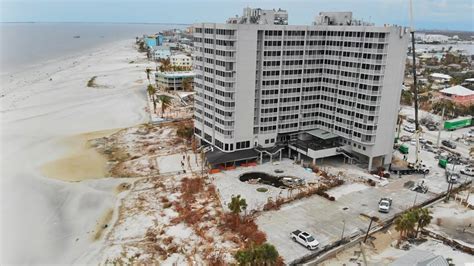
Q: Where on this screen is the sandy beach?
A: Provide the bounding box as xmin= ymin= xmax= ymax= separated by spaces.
xmin=0 ymin=39 xmax=154 ymax=263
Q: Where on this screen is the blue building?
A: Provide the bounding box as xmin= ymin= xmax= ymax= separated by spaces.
xmin=156 ymin=34 xmax=164 ymax=46
xmin=144 ymin=37 xmax=157 ymax=48
xmin=144 ymin=34 xmax=164 ymax=48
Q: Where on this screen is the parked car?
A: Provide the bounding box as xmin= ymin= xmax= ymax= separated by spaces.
xmin=423 ymin=145 xmax=436 ymax=153
xmin=460 ymin=167 xmax=474 ymax=176
xmin=404 ymin=125 xmax=415 ymax=133
xmin=419 ymin=138 xmax=427 ymax=144
xmin=407 ymin=118 xmax=415 ymax=123
xmin=446 ymin=172 xmax=460 ymax=183
xmin=378 ymin=198 xmax=392 ymax=213
xmin=410 ymin=139 xmax=417 ymax=146
xmin=426 ymin=124 xmax=438 ymax=131
xmin=290 ymin=230 xmax=319 ymax=250
xmin=441 ymin=140 xmax=457 ymax=149
xmin=400 ymin=135 xmax=411 ymax=142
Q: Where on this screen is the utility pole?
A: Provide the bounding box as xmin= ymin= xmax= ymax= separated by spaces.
xmin=340 ymin=219 xmax=346 ymax=243
xmin=413 ymin=191 xmax=418 ymax=207
xmin=409 ymin=0 xmax=421 ymax=167
xmin=465 ymin=185 xmax=471 ymax=204
xmin=436 ymin=106 xmax=445 ymax=148
xmin=364 ymin=217 xmax=375 ymax=243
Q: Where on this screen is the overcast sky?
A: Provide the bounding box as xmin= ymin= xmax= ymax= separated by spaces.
xmin=1 ymin=0 xmax=473 ymax=31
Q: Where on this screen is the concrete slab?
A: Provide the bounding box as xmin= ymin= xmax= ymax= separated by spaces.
xmin=211 ymin=159 xmax=320 ymax=211
xmin=256 ymin=177 xmax=434 ymax=264
xmin=156 ymin=152 xmax=201 ymax=174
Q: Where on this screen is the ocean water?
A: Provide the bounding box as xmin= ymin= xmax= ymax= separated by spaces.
xmin=0 ymin=23 xmax=185 ymax=74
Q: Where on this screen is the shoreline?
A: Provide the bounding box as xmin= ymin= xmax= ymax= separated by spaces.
xmin=0 ymin=37 xmax=155 ymax=264
xmin=1 ymin=39 xmax=142 ymax=95
xmin=40 ymin=128 xmax=120 ymax=182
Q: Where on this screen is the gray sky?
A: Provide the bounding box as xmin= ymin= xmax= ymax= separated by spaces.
xmin=1 ymin=0 xmax=473 ymax=31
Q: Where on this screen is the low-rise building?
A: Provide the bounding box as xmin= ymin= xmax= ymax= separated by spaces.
xmin=155 ymin=71 xmax=195 ymax=91
xmin=430 ymin=73 xmax=452 ymax=83
xmin=144 ymin=34 xmax=164 ymax=48
xmin=150 ymin=46 xmax=171 ymax=61
xmin=170 ymin=54 xmax=192 ymax=67
xmin=439 ymin=85 xmax=474 ymax=105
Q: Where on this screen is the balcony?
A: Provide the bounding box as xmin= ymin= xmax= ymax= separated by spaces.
xmin=216 ymin=44 xmax=236 ymax=51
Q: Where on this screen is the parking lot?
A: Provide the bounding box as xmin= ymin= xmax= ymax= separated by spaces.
xmin=256 ymin=176 xmax=435 ymax=263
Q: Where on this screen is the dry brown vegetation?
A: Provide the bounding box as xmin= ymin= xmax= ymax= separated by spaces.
xmin=89 ymin=121 xmax=193 ymax=177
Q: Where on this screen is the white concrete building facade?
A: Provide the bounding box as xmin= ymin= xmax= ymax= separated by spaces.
xmin=170 ymin=54 xmax=192 ymax=67
xmin=192 ymin=9 xmax=410 ymax=170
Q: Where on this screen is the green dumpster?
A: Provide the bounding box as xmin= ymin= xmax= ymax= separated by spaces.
xmin=399 ymin=144 xmax=409 ymax=154
xmin=438 ymin=159 xmax=447 ymax=168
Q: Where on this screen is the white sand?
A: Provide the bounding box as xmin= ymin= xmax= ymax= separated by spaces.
xmin=0 ymin=39 xmax=153 ymax=263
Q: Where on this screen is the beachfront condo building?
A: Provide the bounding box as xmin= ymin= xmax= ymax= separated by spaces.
xmin=156 ymin=71 xmax=195 ymax=91
xmin=192 ymin=8 xmax=410 ymax=170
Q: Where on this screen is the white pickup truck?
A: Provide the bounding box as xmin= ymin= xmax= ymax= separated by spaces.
xmin=461 ymin=167 xmax=474 ymax=176
xmin=378 ymin=198 xmax=392 ymax=213
xmin=290 ymin=230 xmax=319 ymax=250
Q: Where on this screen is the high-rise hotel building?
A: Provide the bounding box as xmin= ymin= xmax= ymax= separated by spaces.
xmin=192 ymin=8 xmax=409 ymax=170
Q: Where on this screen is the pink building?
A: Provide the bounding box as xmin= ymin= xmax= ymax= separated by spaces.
xmin=440 ymin=85 xmax=474 ymax=105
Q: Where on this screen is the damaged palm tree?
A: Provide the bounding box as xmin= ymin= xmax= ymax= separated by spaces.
xmin=159 ymin=95 xmax=171 ymax=118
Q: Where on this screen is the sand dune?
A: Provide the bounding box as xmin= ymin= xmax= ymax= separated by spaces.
xmin=0 ymin=39 xmax=153 ymax=263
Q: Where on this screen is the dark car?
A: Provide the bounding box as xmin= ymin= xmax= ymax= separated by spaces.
xmin=426 ymin=124 xmax=438 ymax=131
xmin=442 ymin=140 xmax=456 ymax=149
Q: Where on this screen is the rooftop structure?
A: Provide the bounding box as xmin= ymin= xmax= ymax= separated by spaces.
xmin=193 ymin=9 xmax=410 ymax=170
xmin=390 ymin=249 xmax=448 ymax=266
xmin=440 ymin=85 xmax=474 ymax=105
xmin=430 ymin=73 xmax=452 ymax=82
xmin=314 ymin=12 xmax=375 ymax=26
xmin=226 ymin=7 xmax=288 ymax=25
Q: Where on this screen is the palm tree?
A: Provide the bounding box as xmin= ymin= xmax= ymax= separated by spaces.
xmin=394 ymin=212 xmax=416 ymax=240
xmin=397 ymin=113 xmax=406 ymax=138
xmin=432 ymin=99 xmax=455 ymax=118
xmin=158 ymin=95 xmax=172 ymax=117
xmin=145 ymin=68 xmax=152 ymax=84
xmin=159 ymin=58 xmax=172 ymax=72
xmin=257 ymin=243 xmax=279 ymax=265
xmin=234 ymin=243 xmax=280 ymax=265
xmin=147 ymin=84 xmax=157 ymax=113
xmin=182 ymin=77 xmax=193 ymax=92
xmin=415 ymin=208 xmax=433 ymax=238
xmin=228 ymin=194 xmax=247 ymax=217
xmin=401 ymin=90 xmax=413 ymax=106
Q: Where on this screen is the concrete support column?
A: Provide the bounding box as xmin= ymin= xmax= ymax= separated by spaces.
xmin=260 ymin=153 xmax=263 ymax=165
xmin=297 ymin=152 xmax=301 ymax=161
xmin=288 ymin=148 xmax=291 ymax=158
xmin=368 ymin=157 xmax=373 ymax=171
xmin=279 ymin=150 xmax=282 ymax=161
xmin=270 ymin=154 xmax=273 ymax=164
xmin=312 ymin=158 xmax=316 ymax=164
